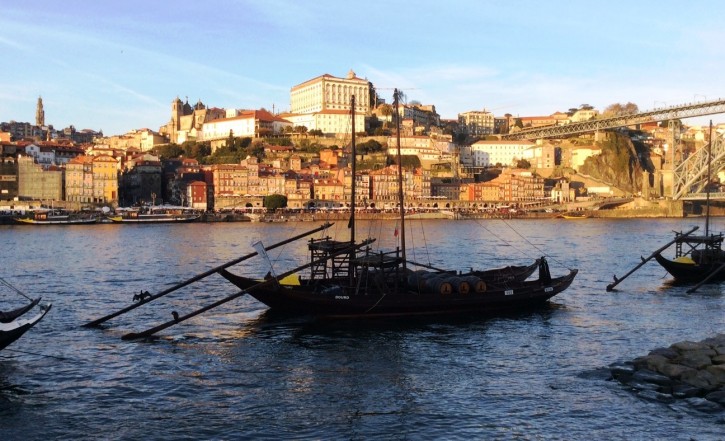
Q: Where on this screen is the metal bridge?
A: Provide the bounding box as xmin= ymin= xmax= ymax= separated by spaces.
xmin=674 ymin=134 xmax=725 ymax=200
xmin=501 ymin=98 xmax=725 ymax=140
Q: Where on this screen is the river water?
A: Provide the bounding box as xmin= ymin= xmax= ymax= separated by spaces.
xmin=1 ymin=218 xmax=724 ymax=440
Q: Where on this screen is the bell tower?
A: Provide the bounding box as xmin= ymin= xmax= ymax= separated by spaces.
xmin=36 ymin=96 xmax=45 ymax=127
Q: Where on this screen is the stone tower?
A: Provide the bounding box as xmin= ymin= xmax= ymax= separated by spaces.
xmin=36 ymin=96 xmax=45 ymax=127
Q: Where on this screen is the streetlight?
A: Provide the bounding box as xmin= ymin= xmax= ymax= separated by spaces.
xmin=653 ymin=100 xmax=667 ymax=109
xmin=694 ymin=94 xmax=707 ymax=103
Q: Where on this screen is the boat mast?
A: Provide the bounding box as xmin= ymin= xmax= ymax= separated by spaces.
xmin=349 ymin=95 xmax=357 ymax=248
xmin=394 ymin=89 xmax=407 ymax=269
xmin=705 ymin=120 xmax=713 ymax=238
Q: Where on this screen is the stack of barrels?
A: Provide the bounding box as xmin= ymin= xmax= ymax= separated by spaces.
xmin=408 ymin=270 xmax=487 ymax=295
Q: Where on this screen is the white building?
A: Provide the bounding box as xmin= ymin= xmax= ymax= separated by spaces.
xmin=458 ymin=110 xmax=495 ymax=136
xmin=287 ymin=70 xmax=370 ymax=136
xmin=470 ymin=140 xmax=536 ymax=167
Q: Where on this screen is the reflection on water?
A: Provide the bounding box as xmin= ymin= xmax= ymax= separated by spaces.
xmin=0 ymin=219 xmax=724 ymax=439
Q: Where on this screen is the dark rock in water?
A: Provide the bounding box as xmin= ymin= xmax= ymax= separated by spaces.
xmin=609 ymin=362 xmax=635 ymax=381
xmin=672 ymin=383 xmax=702 ymax=399
xmin=637 ymin=389 xmax=675 ymax=404
xmin=628 ymin=381 xmax=661 ymax=392
xmin=632 ymin=369 xmax=673 ymax=386
xmin=705 ymin=390 xmax=725 ymax=406
xmin=684 ymin=397 xmax=723 ymax=413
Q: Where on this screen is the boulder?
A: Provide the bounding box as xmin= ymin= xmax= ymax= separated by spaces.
xmin=672 ymin=340 xmax=710 ymax=352
xmin=684 ymin=397 xmax=723 ymax=413
xmin=678 ymin=351 xmax=715 ymax=370
xmin=649 ymin=347 xmax=678 ymax=359
xmin=681 ymin=369 xmax=719 ymax=390
xmin=713 ymin=354 xmax=725 ymax=365
xmin=705 ymin=365 xmax=725 ymax=384
xmin=705 ymin=389 xmax=725 ymax=406
xmin=632 ymin=369 xmax=672 ymax=386
xmin=658 ymin=363 xmax=695 ymax=380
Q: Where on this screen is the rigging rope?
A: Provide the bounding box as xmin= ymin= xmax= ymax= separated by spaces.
xmin=0 ymin=277 xmax=33 ymax=301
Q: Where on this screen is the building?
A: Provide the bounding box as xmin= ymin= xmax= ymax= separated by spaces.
xmin=200 ymin=109 xmax=293 ymax=152
xmin=162 ymin=98 xmax=226 ymax=144
xmin=522 ymin=144 xmax=557 ymax=169
xmin=65 ymin=155 xmax=119 ymax=207
xmin=469 ymin=140 xmax=536 ymax=167
xmin=285 ymin=70 xmax=371 ymax=136
xmin=458 ymin=110 xmax=495 ymax=137
xmin=17 ymin=155 xmax=64 ymax=201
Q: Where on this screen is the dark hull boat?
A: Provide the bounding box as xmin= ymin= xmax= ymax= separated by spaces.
xmin=0 ymin=300 xmax=51 ymax=351
xmin=219 ymin=258 xmax=577 ymax=318
xmin=653 ymin=232 xmax=725 ymax=284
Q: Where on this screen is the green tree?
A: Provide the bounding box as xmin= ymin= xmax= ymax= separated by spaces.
xmin=264 ymin=194 xmax=287 ymax=210
xmin=154 ymin=144 xmax=184 ymax=159
xmin=516 ymin=159 xmax=531 ymax=169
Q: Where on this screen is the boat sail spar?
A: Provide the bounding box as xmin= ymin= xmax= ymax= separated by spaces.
xmin=216 ymin=90 xmax=578 ymax=318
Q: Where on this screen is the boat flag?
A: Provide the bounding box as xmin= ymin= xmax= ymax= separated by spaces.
xmin=394 ymin=221 xmax=399 ymax=237
xmin=252 ymin=240 xmax=277 ymax=279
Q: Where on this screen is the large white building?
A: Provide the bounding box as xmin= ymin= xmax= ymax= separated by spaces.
xmin=285 ymin=70 xmax=371 ymax=135
xmin=469 ymin=140 xmax=536 ymax=167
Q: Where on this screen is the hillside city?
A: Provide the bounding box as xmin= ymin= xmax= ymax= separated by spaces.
xmin=1 ymin=69 xmax=722 ymax=217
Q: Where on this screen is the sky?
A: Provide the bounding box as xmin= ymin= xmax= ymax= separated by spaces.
xmin=1 ymin=0 xmax=724 ymax=136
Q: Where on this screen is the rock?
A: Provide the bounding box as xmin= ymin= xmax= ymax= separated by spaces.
xmin=638 ymin=389 xmax=675 ymax=404
xmin=672 ymin=383 xmax=701 ymax=398
xmin=705 ymin=365 xmax=725 ymax=384
xmin=713 ymin=354 xmax=725 ymax=365
xmin=649 ymin=347 xmax=679 ymax=359
xmin=658 ymin=362 xmax=695 ymax=380
xmin=632 ymin=369 xmax=673 ymax=386
xmin=684 ymin=397 xmax=723 ymax=413
xmin=705 ymin=390 xmax=725 ymax=406
xmin=628 ymin=381 xmax=661 ymax=392
xmin=678 ymin=351 xmax=714 ymax=370
xmin=641 ymin=354 xmax=671 ymax=373
xmin=609 ymin=362 xmax=635 ymax=381
xmin=672 ymin=340 xmax=710 ymax=352
xmin=681 ymin=369 xmax=719 ymax=390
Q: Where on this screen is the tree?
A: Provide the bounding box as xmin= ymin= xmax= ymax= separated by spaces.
xmin=517 ymin=159 xmax=531 ymax=169
xmin=154 ymin=144 xmax=184 ymax=159
xmin=603 ymin=102 xmax=640 ymax=117
xmin=514 ymin=118 xmax=524 ymax=129
xmin=378 ymin=104 xmax=393 ymax=117
xmin=264 ymin=194 xmax=287 ymax=210
xmin=309 ymin=129 xmax=323 ymax=137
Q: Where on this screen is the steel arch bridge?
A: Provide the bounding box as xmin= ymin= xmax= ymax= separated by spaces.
xmin=501 ymin=98 xmax=725 ymax=140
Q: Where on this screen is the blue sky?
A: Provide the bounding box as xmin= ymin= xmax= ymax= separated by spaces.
xmin=1 ymin=0 xmax=723 ymax=136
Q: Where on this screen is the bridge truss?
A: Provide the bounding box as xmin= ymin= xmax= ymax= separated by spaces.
xmin=501 ymin=98 xmax=725 ymax=141
xmin=673 ymin=134 xmax=725 ymax=200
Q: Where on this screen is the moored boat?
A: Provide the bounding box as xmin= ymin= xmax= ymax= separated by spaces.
xmin=218 ymin=91 xmax=578 ymax=319
xmin=15 ymin=210 xmax=98 ymax=225
xmin=109 ymin=206 xmax=201 ymax=223
xmin=0 ymin=303 xmax=52 ymax=351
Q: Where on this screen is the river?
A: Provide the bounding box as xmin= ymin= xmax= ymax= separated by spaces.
xmin=1 ymin=218 xmax=724 ymax=440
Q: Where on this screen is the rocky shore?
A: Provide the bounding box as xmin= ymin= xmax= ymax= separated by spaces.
xmin=609 ymin=334 xmax=725 ymax=413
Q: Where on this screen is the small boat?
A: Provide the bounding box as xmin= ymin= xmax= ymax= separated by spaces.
xmin=0 ymin=286 xmax=51 ymax=352
xmin=219 ymin=92 xmax=578 ymax=319
xmin=558 ymin=211 xmax=588 ymax=219
xmin=0 ymin=303 xmax=51 ymax=351
xmin=109 ymin=206 xmax=201 ymax=223
xmin=15 ymin=210 xmax=98 ymax=225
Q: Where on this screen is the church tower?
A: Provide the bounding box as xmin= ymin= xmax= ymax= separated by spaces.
xmin=36 ymin=96 xmax=45 ymax=127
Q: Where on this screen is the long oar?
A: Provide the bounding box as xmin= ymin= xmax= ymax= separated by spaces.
xmin=606 ymin=226 xmax=699 ymax=291
xmin=686 ymin=260 xmax=725 ymax=293
xmin=83 ymin=222 xmax=333 ymax=328
xmin=122 ymin=239 xmax=374 ymax=340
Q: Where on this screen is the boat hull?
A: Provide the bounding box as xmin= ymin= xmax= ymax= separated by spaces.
xmin=654 ymin=254 xmax=725 ymax=283
xmin=219 ymin=268 xmax=577 ymax=318
xmin=0 ymin=304 xmax=51 ymax=351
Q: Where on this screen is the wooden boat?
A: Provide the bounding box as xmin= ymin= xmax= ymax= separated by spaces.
xmin=108 ymin=206 xmax=201 ymax=223
xmin=219 ymin=91 xmax=578 ymax=319
xmin=15 ymin=210 xmax=98 ymax=225
xmin=653 ymin=123 xmax=725 ymax=285
xmin=558 ymin=211 xmax=588 ymax=219
xmin=0 ymin=299 xmax=51 ymax=351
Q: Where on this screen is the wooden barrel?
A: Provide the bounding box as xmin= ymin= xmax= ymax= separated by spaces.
xmin=444 ymin=276 xmax=470 ymax=294
xmin=407 ymin=270 xmax=430 ymax=291
xmin=425 ymin=277 xmax=453 ymax=295
xmin=461 ymin=276 xmax=486 ymax=293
